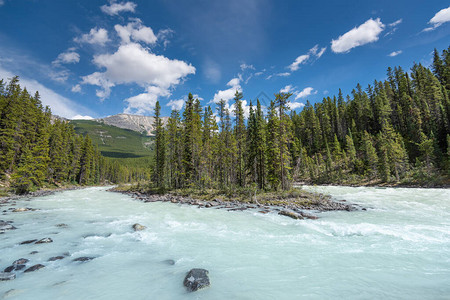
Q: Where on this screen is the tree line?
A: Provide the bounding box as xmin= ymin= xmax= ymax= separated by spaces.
xmin=153 ymin=47 xmax=450 ymax=190
xmin=0 ymin=76 xmax=140 ymax=193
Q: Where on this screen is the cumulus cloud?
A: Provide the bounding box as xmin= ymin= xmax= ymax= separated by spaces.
xmin=331 ymin=18 xmax=385 ymax=53
xmin=388 ymin=50 xmax=402 ymax=57
xmin=166 ymin=99 xmax=185 ymax=111
xmin=157 ymin=28 xmax=174 ymax=49
xmin=124 ymin=86 xmax=170 ymax=114
xmin=212 ymin=77 xmax=242 ymax=104
xmin=288 ymin=102 xmax=305 ymax=110
xmin=80 ymin=42 xmax=195 ymax=113
xmin=52 ymin=49 xmax=80 ymax=65
xmin=74 ymin=28 xmax=109 ymax=45
xmin=424 ymin=6 xmax=450 ymax=31
xmin=296 ymin=87 xmax=316 ymax=99
xmin=280 ymin=85 xmax=294 ymax=93
xmin=288 ymin=44 xmax=326 ymax=72
xmin=114 ymin=19 xmax=157 ymax=45
xmin=101 ymin=1 xmax=137 ymax=16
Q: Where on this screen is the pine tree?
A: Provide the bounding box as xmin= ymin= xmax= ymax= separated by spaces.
xmin=153 ymin=101 xmax=165 ymax=188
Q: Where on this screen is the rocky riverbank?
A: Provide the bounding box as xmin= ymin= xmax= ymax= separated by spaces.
xmin=113 ymin=188 xmax=361 ymax=220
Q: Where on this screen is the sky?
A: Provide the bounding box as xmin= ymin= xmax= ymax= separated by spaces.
xmin=0 ymin=0 xmax=449 ymax=119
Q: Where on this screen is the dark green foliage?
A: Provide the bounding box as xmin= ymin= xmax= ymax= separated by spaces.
xmin=0 ymin=77 xmax=119 ymax=193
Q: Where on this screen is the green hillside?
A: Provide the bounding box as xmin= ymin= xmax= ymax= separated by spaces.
xmin=70 ymin=120 xmax=154 ymax=159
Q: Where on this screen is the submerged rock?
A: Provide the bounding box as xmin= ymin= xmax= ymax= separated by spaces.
xmin=29 ymin=251 xmax=38 ymax=255
xmin=13 ymin=258 xmax=29 ymax=265
xmin=35 ymin=238 xmax=53 ymax=244
xmin=73 ymin=256 xmax=95 ymax=262
xmin=48 ymin=256 xmax=65 ymax=261
xmin=132 ymin=223 xmax=146 ymax=231
xmin=0 ymin=272 xmax=16 ymax=281
xmin=12 ymin=208 xmax=32 ymax=212
xmin=24 ymin=264 xmax=45 ymax=273
xmin=20 ymin=239 xmax=37 ymax=245
xmin=278 ymin=210 xmax=304 ymax=220
xmin=183 ymin=268 xmax=210 ymax=292
xmin=163 ymin=259 xmax=175 ymax=265
xmin=56 ymin=223 xmax=68 ymax=228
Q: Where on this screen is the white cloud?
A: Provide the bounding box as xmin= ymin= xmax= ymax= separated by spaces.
xmin=157 ymin=28 xmax=174 ymax=49
xmin=101 ymin=1 xmax=137 ymax=16
xmin=72 ymin=115 xmax=93 ymax=120
xmin=296 ymin=87 xmax=315 ymax=99
xmin=52 ymin=50 xmax=80 ymax=65
xmin=389 ymin=19 xmax=403 ymax=27
xmin=424 ymin=6 xmax=450 ymax=31
xmin=74 ymin=28 xmax=109 ymax=46
xmin=212 ymin=77 xmax=242 ymax=104
xmin=240 ymin=63 xmax=255 ymax=71
xmin=280 ymin=85 xmax=294 ymax=93
xmin=276 ymin=72 xmax=291 ymax=77
xmin=0 ymin=0 xmax=4 ymax=6
xmin=71 ymin=84 xmax=82 ymax=93
xmin=114 ymin=19 xmax=157 ymax=45
xmin=124 ymin=86 xmax=170 ymax=115
xmin=80 ymin=42 xmax=195 ymax=113
xmin=48 ymin=69 xmax=70 ymax=83
xmin=388 ymin=50 xmax=402 ymax=57
xmin=167 ymin=99 xmax=185 ymax=111
xmin=288 ymin=55 xmax=309 ymax=72
xmin=254 ymin=71 xmax=263 ymax=76
xmin=0 ymin=67 xmax=92 ymax=119
xmin=288 ymin=102 xmax=305 ymax=110
xmin=288 ymin=44 xmax=326 ymax=71
xmin=331 ymin=18 xmax=385 ymax=53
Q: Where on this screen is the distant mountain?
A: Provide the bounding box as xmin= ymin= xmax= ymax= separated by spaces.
xmin=70 ymin=119 xmax=154 ymax=159
xmin=95 ymin=113 xmax=168 ymax=136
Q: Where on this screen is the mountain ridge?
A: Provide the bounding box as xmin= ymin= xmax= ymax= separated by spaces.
xmin=95 ymin=113 xmax=169 ymax=136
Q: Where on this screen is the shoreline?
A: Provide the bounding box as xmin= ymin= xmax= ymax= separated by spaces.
xmin=0 ymin=186 xmax=86 ymax=204
xmin=294 ymin=181 xmax=450 ymax=189
xmin=112 ymin=188 xmax=363 ymax=220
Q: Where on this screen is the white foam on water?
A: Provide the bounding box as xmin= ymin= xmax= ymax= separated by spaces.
xmin=0 ymin=186 xmax=449 ymax=299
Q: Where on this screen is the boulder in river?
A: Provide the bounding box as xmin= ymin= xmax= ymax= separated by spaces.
xmin=20 ymin=239 xmax=37 ymax=245
xmin=132 ymin=223 xmax=146 ymax=231
xmin=48 ymin=256 xmax=65 ymax=262
xmin=278 ymin=210 xmax=304 ymax=220
xmin=24 ymin=264 xmax=45 ymax=273
xmin=56 ymin=223 xmax=68 ymax=228
xmin=13 ymin=258 xmax=29 ymax=265
xmin=0 ymin=272 xmax=16 ymax=281
xmin=163 ymin=259 xmax=175 ymax=265
xmin=73 ymin=256 xmax=95 ymax=262
xmin=183 ymin=268 xmax=210 ymax=292
xmin=35 ymin=238 xmax=53 ymax=244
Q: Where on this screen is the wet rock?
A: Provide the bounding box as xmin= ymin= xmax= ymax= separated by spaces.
xmin=183 ymin=268 xmax=210 ymax=292
xmin=279 ymin=210 xmax=304 ymax=220
xmin=73 ymin=256 xmax=95 ymax=262
xmin=3 ymin=266 xmax=14 ymax=273
xmin=20 ymin=239 xmax=37 ymax=245
xmin=163 ymin=259 xmax=175 ymax=265
xmin=29 ymin=251 xmax=38 ymax=255
xmin=0 ymin=272 xmax=16 ymax=281
xmin=48 ymin=256 xmax=65 ymax=261
xmin=24 ymin=264 xmax=45 ymax=273
xmin=12 ymin=207 xmax=31 ymax=212
xmin=259 ymin=210 xmax=270 ymax=214
xmin=0 ymin=223 xmax=16 ymax=231
xmin=35 ymin=237 xmax=53 ymax=244
xmin=56 ymin=223 xmax=68 ymax=228
xmin=132 ymin=223 xmax=146 ymax=231
xmin=13 ymin=258 xmax=29 ymax=265
xmin=298 ymin=212 xmax=319 ymax=220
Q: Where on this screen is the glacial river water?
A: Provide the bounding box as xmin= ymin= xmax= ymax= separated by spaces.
xmin=0 ymin=186 xmax=449 ymax=299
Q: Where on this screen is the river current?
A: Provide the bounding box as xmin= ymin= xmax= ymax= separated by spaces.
xmin=0 ymin=186 xmax=449 ymax=299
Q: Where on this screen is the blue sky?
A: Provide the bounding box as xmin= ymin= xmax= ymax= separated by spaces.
xmin=0 ymin=0 xmax=449 ymax=119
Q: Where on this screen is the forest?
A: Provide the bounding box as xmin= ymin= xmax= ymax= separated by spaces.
xmin=0 ymin=76 xmax=147 ymax=194
xmin=1 ymin=47 xmax=449 ymax=195
xmin=152 ymin=47 xmax=450 ymax=191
